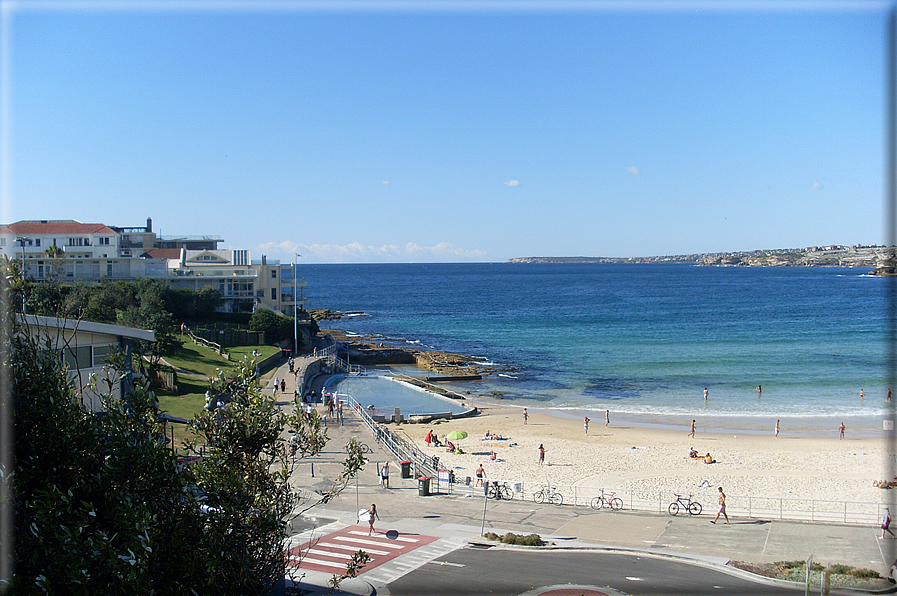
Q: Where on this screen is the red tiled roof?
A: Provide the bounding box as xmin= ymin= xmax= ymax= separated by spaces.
xmin=0 ymin=221 xmax=116 ymax=235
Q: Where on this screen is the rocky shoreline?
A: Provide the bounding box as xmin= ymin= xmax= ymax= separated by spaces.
xmin=308 ymin=310 xmax=515 ymax=378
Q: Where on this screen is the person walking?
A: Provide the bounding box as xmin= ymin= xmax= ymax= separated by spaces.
xmin=584 ymin=416 xmax=590 ymax=435
xmin=839 ymin=421 xmax=845 ymax=440
xmin=703 ymin=388 xmax=709 ymax=400
xmin=710 ymin=486 xmax=729 ymax=524
xmin=775 ymin=420 xmax=780 ymax=438
xmin=363 ymin=504 xmax=379 ymax=535
xmin=475 ymin=464 xmax=485 ymax=487
xmin=538 ymin=444 xmax=545 ymax=466
xmin=881 ymin=507 xmax=895 ymax=539
xmin=605 ymin=409 xmax=610 ymax=427
xmin=688 ymin=420 xmax=696 ymax=438
xmin=523 ymin=408 xmax=528 ymax=425
xmin=380 ymin=462 xmax=390 ymax=489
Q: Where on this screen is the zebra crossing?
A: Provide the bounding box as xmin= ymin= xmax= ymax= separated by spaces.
xmin=358 ymin=535 xmax=467 ymax=585
xmin=287 ymin=525 xmax=440 ymax=576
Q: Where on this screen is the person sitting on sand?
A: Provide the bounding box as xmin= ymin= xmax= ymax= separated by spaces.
xmin=446 ymin=441 xmax=456 ymax=453
xmin=689 ymin=448 xmax=698 ymax=458
xmin=704 ymin=453 xmax=715 ymax=464
xmin=489 ymin=451 xmax=497 ymax=461
xmin=484 ymin=431 xmax=492 ymax=440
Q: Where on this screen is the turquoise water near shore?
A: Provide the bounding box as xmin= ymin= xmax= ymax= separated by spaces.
xmin=299 ymin=262 xmax=892 ymax=433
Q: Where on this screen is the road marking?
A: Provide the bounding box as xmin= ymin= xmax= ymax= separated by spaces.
xmin=428 ymin=560 xmax=466 ymax=567
xmin=317 ymin=542 xmax=391 ymax=555
xmin=348 ymin=530 xmax=420 ymax=543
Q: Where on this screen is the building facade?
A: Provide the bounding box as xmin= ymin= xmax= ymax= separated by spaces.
xmin=1 ymin=218 xmax=307 ymax=315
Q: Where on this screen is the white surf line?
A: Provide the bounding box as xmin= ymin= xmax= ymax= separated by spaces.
xmin=333 ymin=536 xmax=406 ymax=549
xmin=347 ymin=530 xmax=420 ymax=543
xmin=317 ymin=542 xmax=391 ymax=556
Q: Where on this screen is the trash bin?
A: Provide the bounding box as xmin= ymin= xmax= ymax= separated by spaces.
xmin=418 ymin=476 xmax=431 ymax=496
xmin=400 ymin=461 xmax=412 ymax=479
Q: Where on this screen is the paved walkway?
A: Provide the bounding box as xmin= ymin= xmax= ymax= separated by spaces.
xmin=271 ymin=358 xmax=897 ymax=595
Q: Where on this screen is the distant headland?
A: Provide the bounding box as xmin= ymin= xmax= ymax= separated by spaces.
xmin=509 ymin=244 xmax=897 ymax=274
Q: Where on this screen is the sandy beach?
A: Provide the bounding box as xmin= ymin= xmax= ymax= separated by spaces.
xmin=398 ymin=403 xmax=890 ymax=507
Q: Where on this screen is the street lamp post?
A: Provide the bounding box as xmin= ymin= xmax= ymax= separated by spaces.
xmin=293 ymin=253 xmax=300 ymax=356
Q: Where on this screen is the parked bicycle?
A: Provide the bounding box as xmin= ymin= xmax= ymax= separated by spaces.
xmin=533 ymin=484 xmax=564 ymax=505
xmin=346 ymin=439 xmax=372 ymax=454
xmin=668 ymin=494 xmax=702 ymax=516
xmin=486 ymin=481 xmax=515 ymax=500
xmin=590 ymin=489 xmax=623 ymax=511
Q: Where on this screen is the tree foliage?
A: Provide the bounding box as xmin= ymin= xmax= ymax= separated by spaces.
xmin=249 ymin=309 xmax=293 ymax=344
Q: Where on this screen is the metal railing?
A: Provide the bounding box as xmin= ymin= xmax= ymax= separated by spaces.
xmin=339 ymin=392 xmax=438 ymax=479
xmin=438 ymin=479 xmax=886 ymax=526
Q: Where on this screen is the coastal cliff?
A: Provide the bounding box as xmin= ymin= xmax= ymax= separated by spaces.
xmin=511 ymin=244 xmax=895 ymax=270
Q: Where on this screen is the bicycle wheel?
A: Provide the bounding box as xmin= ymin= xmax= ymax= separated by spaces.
xmin=501 ymin=486 xmax=514 ymax=500
xmin=610 ymin=497 xmax=624 ymax=511
xmin=668 ymin=502 xmax=680 ymax=516
xmin=590 ymin=497 xmax=604 ymax=510
xmin=533 ymin=490 xmax=545 ymax=504
xmin=688 ymin=501 xmax=702 ymax=515
xmin=549 ymin=492 xmax=563 ymax=506
xmin=486 ymin=485 xmax=498 ymax=499
xmin=360 ymin=443 xmax=372 ymax=453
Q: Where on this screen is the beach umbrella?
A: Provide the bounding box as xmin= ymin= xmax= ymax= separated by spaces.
xmin=446 ymin=430 xmax=468 ymax=441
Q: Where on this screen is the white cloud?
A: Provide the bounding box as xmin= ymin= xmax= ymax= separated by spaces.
xmin=382 ymin=180 xmax=390 ymax=186
xmin=812 ymin=181 xmax=822 ymax=190
xmin=503 ymin=179 xmax=521 ymax=187
xmin=626 ymin=166 xmax=639 ymax=175
xmin=257 ymin=241 xmax=488 ymax=263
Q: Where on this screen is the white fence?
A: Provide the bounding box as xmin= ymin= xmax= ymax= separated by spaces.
xmin=448 ymin=479 xmax=886 ymax=526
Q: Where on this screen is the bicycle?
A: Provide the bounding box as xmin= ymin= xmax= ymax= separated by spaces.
xmin=590 ymin=489 xmax=623 ymax=511
xmin=346 ymin=439 xmax=372 ymax=454
xmin=532 ymin=484 xmax=564 ymax=505
xmin=668 ymin=493 xmax=702 ymax=516
xmin=486 ymin=481 xmax=515 ymax=500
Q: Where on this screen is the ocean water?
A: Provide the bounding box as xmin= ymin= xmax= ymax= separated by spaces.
xmin=298 ymin=262 xmax=892 ymax=434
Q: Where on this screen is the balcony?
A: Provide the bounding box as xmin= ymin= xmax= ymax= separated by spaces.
xmin=170 ymin=269 xmax=258 ymax=278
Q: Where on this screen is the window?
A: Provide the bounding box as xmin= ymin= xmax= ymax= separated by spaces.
xmin=271 ymin=270 xmax=277 ymax=278
xmin=93 ymin=344 xmax=115 ymax=364
xmin=0 ymin=238 xmax=5 ymax=247
xmin=99 ymin=237 xmax=110 ymax=245
xmin=34 ymin=239 xmax=40 ymax=247
xmin=271 ymin=288 xmax=276 ymax=300
xmin=62 ymin=346 xmax=93 ymax=370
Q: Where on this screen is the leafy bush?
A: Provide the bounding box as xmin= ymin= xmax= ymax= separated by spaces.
xmin=482 ymin=532 xmax=544 ymax=546
xmin=850 ymin=568 xmax=882 ymax=579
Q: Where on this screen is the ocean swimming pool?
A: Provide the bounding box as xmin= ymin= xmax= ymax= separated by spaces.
xmin=328 ymin=374 xmax=473 ymax=418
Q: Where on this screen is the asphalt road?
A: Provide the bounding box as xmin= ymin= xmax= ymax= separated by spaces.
xmin=383 ymin=548 xmax=808 ymax=596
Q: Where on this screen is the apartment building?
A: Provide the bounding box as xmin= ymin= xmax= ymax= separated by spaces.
xmin=1 ymin=218 xmax=306 ymax=315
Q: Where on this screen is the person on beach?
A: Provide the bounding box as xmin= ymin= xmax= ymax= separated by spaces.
xmin=839 ymin=421 xmax=845 ymax=439
xmin=605 ymin=409 xmax=610 ymax=427
xmin=584 ymin=416 xmax=590 ymax=435
xmin=523 ymin=408 xmax=528 ymax=425
xmin=860 ymin=389 xmax=865 ymax=400
xmin=711 ymin=486 xmax=729 ymax=524
xmin=889 ymin=388 xmax=892 ymax=402
xmin=337 ymin=402 xmax=343 ymax=425
xmin=775 ymin=420 xmax=780 ymax=438
xmin=756 ymin=385 xmax=762 ymax=398
xmin=882 ymin=507 xmax=895 ymax=539
xmin=363 ymin=504 xmax=379 ymax=535
xmin=475 ymin=464 xmax=485 ymax=487
xmin=425 ymin=430 xmax=433 ymax=446
xmin=538 ymin=444 xmax=545 ymax=465
xmin=703 ymin=388 xmax=708 ymax=400
xmin=688 ymin=420 xmax=696 ymax=438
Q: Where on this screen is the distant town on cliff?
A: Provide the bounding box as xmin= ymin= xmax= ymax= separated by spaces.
xmin=509 ymin=244 xmax=897 ymax=274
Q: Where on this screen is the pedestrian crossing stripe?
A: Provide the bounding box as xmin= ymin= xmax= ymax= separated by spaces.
xmin=287 ymin=525 xmax=439 ymax=575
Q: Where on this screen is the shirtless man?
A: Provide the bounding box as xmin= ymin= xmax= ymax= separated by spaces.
xmin=711 ymin=486 xmax=729 ymax=524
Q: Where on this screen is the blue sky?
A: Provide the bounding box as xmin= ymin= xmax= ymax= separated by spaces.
xmin=1 ymin=1 xmax=888 ymax=263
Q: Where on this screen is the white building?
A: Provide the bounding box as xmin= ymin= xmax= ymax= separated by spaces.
xmin=20 ymin=315 xmax=155 ymax=412
xmin=2 ymin=218 xmax=307 ymax=315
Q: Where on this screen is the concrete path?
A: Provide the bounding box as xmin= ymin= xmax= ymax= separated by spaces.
xmin=274 ymin=359 xmax=897 ymax=595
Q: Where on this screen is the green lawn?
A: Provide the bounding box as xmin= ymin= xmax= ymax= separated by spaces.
xmin=156 ymin=336 xmax=280 ymax=421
